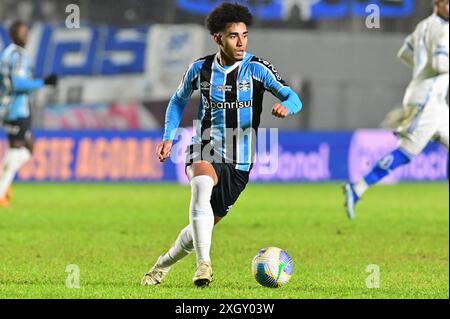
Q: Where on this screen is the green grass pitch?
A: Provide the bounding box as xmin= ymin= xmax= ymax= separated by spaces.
xmin=0 ymin=183 xmax=448 ymax=299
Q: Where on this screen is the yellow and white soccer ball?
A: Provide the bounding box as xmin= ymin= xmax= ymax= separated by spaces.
xmin=252 ymin=247 xmax=293 ymax=288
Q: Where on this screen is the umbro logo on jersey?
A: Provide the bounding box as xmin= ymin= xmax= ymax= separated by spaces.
xmin=200 ymin=81 xmax=211 ymax=91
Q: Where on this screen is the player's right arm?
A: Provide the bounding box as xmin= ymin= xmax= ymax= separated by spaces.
xmin=397 ymin=33 xmax=415 ymax=68
xmin=156 ymin=59 xmax=204 ymax=162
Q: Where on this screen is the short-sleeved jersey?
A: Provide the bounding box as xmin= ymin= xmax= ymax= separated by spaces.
xmin=0 ymin=44 xmax=35 ymax=120
xmin=402 ymin=14 xmax=449 ymax=107
xmin=174 ymin=52 xmax=291 ymax=171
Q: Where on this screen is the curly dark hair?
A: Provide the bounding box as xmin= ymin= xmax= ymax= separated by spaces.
xmin=205 ymin=2 xmax=253 ymax=35
xmin=9 ymin=20 xmax=26 ymax=39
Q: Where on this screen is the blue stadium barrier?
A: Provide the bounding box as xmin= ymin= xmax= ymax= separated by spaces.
xmin=0 ymin=130 xmax=446 ymax=183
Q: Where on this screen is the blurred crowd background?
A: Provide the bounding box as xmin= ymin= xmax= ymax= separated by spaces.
xmin=0 ymin=0 xmax=446 ymax=131
xmin=0 ymin=0 xmax=433 ymax=32
xmin=1 ymin=1 xmax=447 ymax=184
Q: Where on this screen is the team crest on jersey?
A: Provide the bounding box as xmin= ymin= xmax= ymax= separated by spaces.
xmin=239 ymin=80 xmax=251 ymax=92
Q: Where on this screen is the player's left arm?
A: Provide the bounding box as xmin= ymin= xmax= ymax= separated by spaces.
xmin=10 ymin=53 xmax=58 ymax=93
xmin=431 ymin=30 xmax=449 ymax=74
xmin=257 ymin=59 xmax=303 ymax=118
xmin=10 ymin=52 xmax=44 ymax=93
xmin=272 ymin=86 xmax=303 ymax=118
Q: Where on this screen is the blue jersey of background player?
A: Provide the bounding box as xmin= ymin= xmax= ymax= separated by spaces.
xmin=142 ymin=3 xmax=302 ymax=287
xmin=0 ymin=21 xmax=57 ymax=206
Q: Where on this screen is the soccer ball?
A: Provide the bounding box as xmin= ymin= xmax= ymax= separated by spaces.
xmin=252 ymin=247 xmax=293 ymax=288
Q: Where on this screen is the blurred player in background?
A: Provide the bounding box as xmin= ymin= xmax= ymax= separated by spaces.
xmin=141 ymin=2 xmax=302 ymax=287
xmin=344 ymin=0 xmax=449 ymax=219
xmin=0 ymin=21 xmax=57 ymax=207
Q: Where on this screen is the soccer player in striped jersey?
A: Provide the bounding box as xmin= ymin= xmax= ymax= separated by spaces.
xmin=142 ymin=2 xmax=302 ymax=287
xmin=0 ymin=21 xmax=57 ymax=207
xmin=344 ymin=0 xmax=449 ymax=220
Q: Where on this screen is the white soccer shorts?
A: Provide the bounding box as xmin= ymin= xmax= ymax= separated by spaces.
xmin=396 ymin=97 xmax=449 ymax=156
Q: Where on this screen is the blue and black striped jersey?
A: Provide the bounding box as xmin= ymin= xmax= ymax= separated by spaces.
xmin=164 ymin=51 xmax=302 ymax=171
xmin=0 ymin=44 xmax=44 ymax=121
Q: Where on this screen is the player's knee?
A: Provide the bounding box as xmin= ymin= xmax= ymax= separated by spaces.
xmin=190 ymin=175 xmax=214 ymax=192
xmin=190 ymin=175 xmax=215 ymax=206
xmin=9 ymin=139 xmax=25 ymax=149
xmin=190 ymin=162 xmax=218 ymax=184
xmin=398 ymin=140 xmax=423 ymax=158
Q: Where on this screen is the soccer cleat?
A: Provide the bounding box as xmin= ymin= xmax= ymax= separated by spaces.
xmin=0 ymin=197 xmax=10 ymax=207
xmin=193 ymin=261 xmax=214 ymax=287
xmin=6 ymin=187 xmax=12 ymax=201
xmin=343 ymin=183 xmax=359 ymax=220
xmin=0 ymin=187 xmax=12 ymax=207
xmin=141 ymin=256 xmax=171 ymax=286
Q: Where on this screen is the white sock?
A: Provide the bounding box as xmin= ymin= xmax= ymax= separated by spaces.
xmin=158 ymin=225 xmax=194 ymax=268
xmin=353 ymin=179 xmax=369 ymax=197
xmin=189 ymin=175 xmax=215 ymax=266
xmin=0 ymin=147 xmax=31 ymax=198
